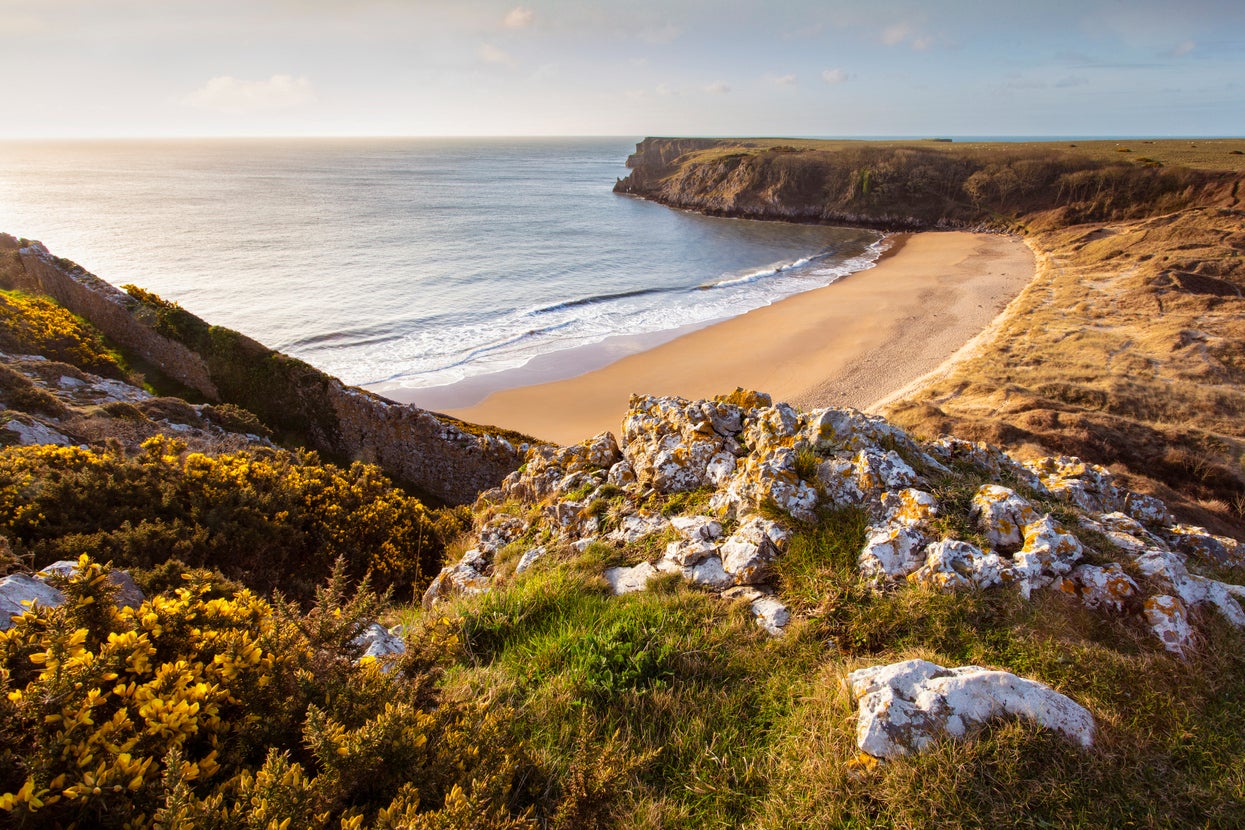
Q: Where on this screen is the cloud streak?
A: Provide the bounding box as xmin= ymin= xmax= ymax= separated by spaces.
xmin=183 ymin=75 xmax=315 ymax=114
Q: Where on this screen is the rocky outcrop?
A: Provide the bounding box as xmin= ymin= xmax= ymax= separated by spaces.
xmin=847 ymin=659 xmax=1095 ymax=760
xmin=424 ymin=391 xmax=1245 ymax=653
xmin=0 ymin=234 xmax=524 ymax=504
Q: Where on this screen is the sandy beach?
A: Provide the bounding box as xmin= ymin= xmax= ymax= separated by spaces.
xmin=433 ymin=231 xmax=1034 ymax=445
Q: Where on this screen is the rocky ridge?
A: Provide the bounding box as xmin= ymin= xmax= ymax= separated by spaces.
xmin=423 ymin=390 xmax=1244 ymax=756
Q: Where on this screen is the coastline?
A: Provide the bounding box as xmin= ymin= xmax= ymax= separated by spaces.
xmin=429 ymin=231 xmax=1035 ymax=445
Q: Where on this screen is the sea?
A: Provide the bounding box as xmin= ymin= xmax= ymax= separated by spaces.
xmin=0 ymin=138 xmax=884 ymax=407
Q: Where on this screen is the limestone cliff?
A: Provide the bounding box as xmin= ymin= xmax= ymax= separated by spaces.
xmin=614 ymin=137 xmax=1239 ymax=231
xmin=0 ymin=234 xmax=524 ymax=504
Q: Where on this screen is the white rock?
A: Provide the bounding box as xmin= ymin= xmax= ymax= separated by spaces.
xmin=351 ymin=622 xmax=406 ymax=662
xmin=720 ymin=517 xmax=788 ymax=585
xmin=1097 ymin=512 xmax=1167 ymax=553
xmin=669 ymin=515 xmax=723 ymax=542
xmin=911 ymin=540 xmax=1013 ymax=591
xmin=608 ymin=513 xmax=670 ymax=544
xmin=751 ymin=596 xmax=790 ymax=636
xmin=855 ymin=449 xmax=920 ymax=495
xmin=816 ymin=456 xmax=865 ymax=506
xmin=1060 ymin=563 xmax=1138 ymax=613
xmin=1143 ymin=595 xmax=1193 ymax=655
xmin=971 ymin=485 xmax=1037 ymax=550
xmin=603 ymin=562 xmax=658 ymax=595
xmin=422 ymin=550 xmax=491 ymax=607
xmin=657 ymin=555 xmax=734 ymax=590
xmin=1134 ymin=549 xmax=1245 ymax=627
xmin=847 ymin=659 xmax=1094 ymax=759
xmin=1124 ymin=492 xmax=1172 ymax=526
xmin=0 ymin=573 xmax=66 ymax=629
xmin=606 ymin=460 xmax=636 ymax=486
xmin=1165 ymin=524 xmax=1242 ymax=567
xmin=859 ymin=525 xmax=928 ymax=582
xmin=663 ymin=538 xmax=718 ymax=567
xmin=514 ymin=545 xmax=549 ymax=574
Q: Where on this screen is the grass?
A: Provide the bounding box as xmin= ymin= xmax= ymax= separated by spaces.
xmin=399 ymin=505 xmax=1245 ymax=827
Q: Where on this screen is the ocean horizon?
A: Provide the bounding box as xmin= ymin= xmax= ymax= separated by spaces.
xmin=0 ymin=137 xmax=883 ymax=406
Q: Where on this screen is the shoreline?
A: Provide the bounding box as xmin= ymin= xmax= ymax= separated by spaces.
xmin=422 ymin=231 xmax=1035 ymax=445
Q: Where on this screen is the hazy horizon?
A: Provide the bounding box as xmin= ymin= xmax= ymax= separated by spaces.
xmin=1 ymin=1 xmax=1242 ymax=140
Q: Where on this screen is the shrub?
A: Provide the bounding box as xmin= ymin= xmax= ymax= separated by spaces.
xmin=0 ymin=557 xmax=537 ymax=828
xmin=0 ymin=436 xmax=444 ymax=600
xmin=0 ymin=290 xmax=127 ymax=379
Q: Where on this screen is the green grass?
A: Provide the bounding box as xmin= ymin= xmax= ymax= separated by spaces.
xmin=408 ymin=506 xmax=1245 ymax=827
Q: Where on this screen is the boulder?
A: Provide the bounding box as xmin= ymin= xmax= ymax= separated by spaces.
xmin=603 ymin=562 xmax=658 ymax=595
xmin=669 ymin=515 xmax=723 ymax=542
xmin=1134 ymin=549 xmax=1245 ymax=627
xmin=38 ymin=560 xmax=147 ymax=609
xmin=422 ymin=549 xmax=491 ymax=607
xmin=859 ymin=525 xmax=928 ymax=583
xmin=970 ymin=485 xmax=1037 ymax=550
xmin=1011 ymin=515 xmax=1082 ymax=598
xmin=0 ymin=573 xmax=66 ymax=629
xmin=847 ymin=659 xmax=1095 ymax=759
xmin=1060 ymin=563 xmax=1139 ymax=613
xmin=351 ymin=622 xmax=406 ymax=662
xmin=720 ymin=517 xmax=789 ymax=585
xmin=910 ymin=540 xmax=1013 ymax=591
xmin=514 ymin=545 xmax=549 ymax=575
xmin=1143 ymin=595 xmax=1193 ymax=655
xmin=751 ymin=596 xmax=790 ymax=636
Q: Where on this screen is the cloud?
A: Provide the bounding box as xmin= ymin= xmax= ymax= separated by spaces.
xmin=771 ymin=73 xmax=797 ymax=86
xmin=882 ymin=20 xmax=935 ymax=50
xmin=503 ymin=6 xmax=534 ymax=29
xmin=640 ymin=23 xmax=682 ymax=45
xmin=704 ymin=81 xmax=730 ymax=94
xmin=822 ymin=68 xmax=850 ymax=85
xmin=655 ymin=83 xmax=675 ymax=96
xmin=1055 ymin=75 xmax=1089 ymax=88
xmin=183 ymin=75 xmax=315 ymax=114
xmin=1169 ymin=39 xmax=1195 ymax=57
xmin=477 ymin=43 xmax=514 ymax=66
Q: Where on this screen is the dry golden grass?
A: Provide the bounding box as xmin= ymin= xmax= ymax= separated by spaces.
xmin=883 ymin=206 xmax=1245 ymax=535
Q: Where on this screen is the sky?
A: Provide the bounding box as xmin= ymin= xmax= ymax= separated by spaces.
xmin=1 ymin=0 xmax=1242 ymax=138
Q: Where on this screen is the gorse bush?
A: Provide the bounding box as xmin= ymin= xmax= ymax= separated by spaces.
xmin=0 ymin=290 xmax=127 ymax=379
xmin=0 ymin=557 xmax=537 ymax=829
xmin=0 ymin=436 xmax=444 ymax=600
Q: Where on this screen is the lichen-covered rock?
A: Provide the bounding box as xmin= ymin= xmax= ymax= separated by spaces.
xmin=720 ymin=517 xmax=789 ymax=585
xmin=1143 ymin=595 xmax=1193 ymax=655
xmin=1060 ymin=563 xmax=1139 ymax=613
xmin=604 ymin=562 xmax=658 ymax=595
xmin=711 ymin=447 xmax=817 ymax=521
xmin=971 ymin=485 xmax=1038 ymax=550
xmin=1134 ymin=549 xmax=1245 ymax=627
xmin=1093 ymin=512 xmax=1168 ymax=554
xmin=1024 ymin=456 xmax=1122 ymax=514
xmin=607 ymin=459 xmax=636 ymax=486
xmin=854 ymin=449 xmax=921 ymax=498
xmin=1011 ymin=515 xmax=1083 ymax=599
xmin=1124 ymin=492 xmax=1173 ymax=527
xmin=740 ymin=402 xmax=803 ymax=454
xmin=847 ymin=659 xmax=1094 ymax=759
xmin=1165 ymin=524 xmax=1243 ymax=567
xmin=664 ymin=538 xmax=718 ymax=567
xmin=669 ymin=515 xmax=723 ymax=542
xmin=911 ymin=540 xmax=1013 ymax=591
xmin=3 ymin=417 xmax=72 ymax=446
xmin=882 ymin=489 xmax=939 ymax=527
xmin=621 ymin=394 xmax=742 ymax=493
xmin=859 ymin=525 xmax=928 ymax=583
xmin=804 ymin=407 xmax=916 ymax=456
xmin=477 ymin=515 xmax=528 ymax=554
xmin=815 ymin=456 xmax=865 ymax=506
xmin=0 ymin=573 xmax=66 ymax=630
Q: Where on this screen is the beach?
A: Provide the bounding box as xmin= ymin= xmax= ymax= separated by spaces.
xmin=433 ymin=231 xmax=1035 ymax=445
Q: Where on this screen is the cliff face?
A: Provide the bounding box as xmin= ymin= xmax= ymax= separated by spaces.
xmin=614 ymin=137 xmax=1238 ymax=231
xmin=0 ymin=234 xmax=524 ymax=504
